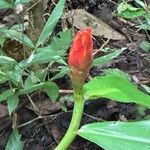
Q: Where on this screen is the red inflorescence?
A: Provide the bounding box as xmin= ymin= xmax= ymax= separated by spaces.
xmin=68 ymin=27 xmax=93 ymax=88
xmin=68 ymin=27 xmax=93 ymax=72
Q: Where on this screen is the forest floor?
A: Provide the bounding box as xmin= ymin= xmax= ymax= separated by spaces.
xmin=0 ymin=0 xmax=150 ymax=150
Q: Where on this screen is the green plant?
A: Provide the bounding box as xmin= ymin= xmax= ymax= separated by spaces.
xmin=117 ymin=0 xmax=150 ymax=53
xmin=0 ymin=0 xmax=150 ymax=150
xmin=0 ymin=0 xmax=71 ymax=148
xmin=54 ymin=26 xmax=150 ymax=149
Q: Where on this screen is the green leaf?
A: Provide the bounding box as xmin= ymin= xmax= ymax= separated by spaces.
xmin=93 ymin=48 xmax=126 ymax=66
xmin=145 ymin=12 xmax=150 ymax=24
xmin=21 ymin=53 xmax=62 ymax=67
xmin=0 ymin=56 xmax=17 ymax=65
xmin=0 ymin=1 xmax=13 ymax=9
xmin=103 ymin=68 xmax=130 ymax=80
xmin=6 ymin=128 xmax=24 ymax=150
xmin=138 ymin=24 xmax=150 ymax=30
xmin=24 ymin=73 xmax=40 ymax=88
xmin=24 ymin=70 xmax=46 ymax=88
xmin=43 ymin=81 xmax=59 ymax=102
xmin=37 ymin=29 xmax=72 ymax=55
xmin=0 ymin=89 xmax=15 ymax=102
xmin=84 ymin=75 xmax=150 ymax=108
xmin=36 ymin=0 xmax=66 ymax=47
xmin=51 ymin=66 xmax=69 ymax=81
xmin=0 ymin=72 xmax=7 ymax=84
xmin=3 ymin=65 xmax=24 ymax=86
xmin=21 ymin=29 xmax=72 ymax=67
xmin=0 ymin=29 xmax=34 ymax=48
xmin=140 ymin=41 xmax=150 ymax=52
xmin=135 ymin=0 xmax=147 ymax=10
xmin=78 ymin=120 xmax=150 ymax=150
xmin=7 ymin=95 xmax=19 ymax=115
xmin=117 ymin=2 xmax=146 ymax=19
xmin=0 ymin=36 xmax=6 ymax=47
xmin=17 ymin=82 xmax=45 ymax=95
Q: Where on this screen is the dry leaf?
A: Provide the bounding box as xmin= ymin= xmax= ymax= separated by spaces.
xmin=0 ymin=104 xmax=8 ymax=118
xmin=65 ymin=9 xmax=125 ymax=40
xmin=26 ymin=100 xmax=61 ymax=115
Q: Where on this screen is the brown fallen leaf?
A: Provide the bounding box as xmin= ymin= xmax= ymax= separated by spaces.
xmin=0 ymin=104 xmax=8 ymax=118
xmin=26 ymin=100 xmax=61 ymax=115
xmin=65 ymin=9 xmax=125 ymax=40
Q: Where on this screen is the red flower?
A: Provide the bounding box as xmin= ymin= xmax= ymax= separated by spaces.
xmin=68 ymin=27 xmax=93 ymax=71
xmin=68 ymin=27 xmax=93 ymax=88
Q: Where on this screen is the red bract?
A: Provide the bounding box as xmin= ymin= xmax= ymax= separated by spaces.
xmin=68 ymin=27 xmax=93 ymax=88
xmin=68 ymin=27 xmax=93 ymax=71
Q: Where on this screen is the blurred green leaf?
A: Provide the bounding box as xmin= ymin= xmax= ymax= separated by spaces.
xmin=37 ymin=29 xmax=72 ymax=54
xmin=21 ymin=29 xmax=72 ymax=67
xmin=21 ymin=53 xmax=62 ymax=67
xmin=7 ymin=95 xmax=19 ymax=115
xmin=78 ymin=120 xmax=150 ymax=150
xmin=138 ymin=24 xmax=150 ymax=30
xmin=103 ymin=68 xmax=130 ymax=80
xmin=48 ymin=29 xmax=72 ymax=54
xmin=135 ymin=0 xmax=147 ymax=10
xmin=17 ymin=82 xmax=45 ymax=95
xmin=18 ymin=80 xmax=59 ymax=101
xmin=84 ymin=75 xmax=150 ymax=108
xmin=0 ymin=36 xmax=5 ymax=47
xmin=0 ymin=56 xmax=17 ymax=65
xmin=10 ymin=23 xmax=28 ymax=32
xmin=2 ymin=65 xmax=24 ymax=86
xmin=0 ymin=89 xmax=15 ymax=102
xmin=93 ymin=48 xmax=126 ymax=66
xmin=24 ymin=73 xmax=40 ymax=88
xmin=43 ymin=81 xmax=59 ymax=102
xmin=0 ymin=71 xmax=7 ymax=84
xmin=51 ymin=66 xmax=69 ymax=81
xmin=145 ymin=12 xmax=150 ymax=24
xmin=117 ymin=2 xmax=145 ymax=19
xmin=24 ymin=70 xmax=46 ymax=88
xmin=36 ymin=0 xmax=66 ymax=47
xmin=0 ymin=1 xmax=13 ymax=9
xmin=140 ymin=41 xmax=150 ymax=52
xmin=0 ymin=29 xmax=34 ymax=48
xmin=6 ymin=128 xmax=24 ymax=150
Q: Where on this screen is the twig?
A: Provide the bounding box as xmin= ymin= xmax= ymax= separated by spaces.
xmin=59 ymin=90 xmax=73 ymax=94
xmin=108 ymin=0 xmax=118 ymax=5
xmin=24 ymin=0 xmax=43 ymax=14
xmin=17 ymin=115 xmax=43 ymax=128
xmin=27 ymin=94 xmax=39 ymax=112
xmin=83 ymin=112 xmax=104 ymax=121
xmin=93 ymin=38 xmax=110 ymax=56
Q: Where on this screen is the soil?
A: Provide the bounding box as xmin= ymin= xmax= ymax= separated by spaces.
xmin=0 ymin=0 xmax=150 ymax=150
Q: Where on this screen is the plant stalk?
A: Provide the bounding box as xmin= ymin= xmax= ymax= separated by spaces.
xmin=54 ymin=90 xmax=84 ymax=150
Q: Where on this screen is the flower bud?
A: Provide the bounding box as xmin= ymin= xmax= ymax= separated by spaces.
xmin=68 ymin=27 xmax=93 ymax=88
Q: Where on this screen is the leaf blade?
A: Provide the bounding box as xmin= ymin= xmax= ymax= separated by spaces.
xmin=0 ymin=29 xmax=34 ymax=48
xmin=7 ymin=95 xmax=19 ymax=115
xmin=78 ymin=120 xmax=150 ymax=150
xmin=84 ymin=75 xmax=150 ymax=108
xmin=0 ymin=1 xmax=13 ymax=9
xmin=6 ymin=128 xmax=24 ymax=150
xmin=43 ymin=81 xmax=59 ymax=102
xmin=36 ymin=0 xmax=66 ymax=47
xmin=93 ymin=48 xmax=126 ymax=66
xmin=0 ymin=89 xmax=15 ymax=102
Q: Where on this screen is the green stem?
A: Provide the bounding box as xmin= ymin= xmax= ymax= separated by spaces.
xmin=54 ymin=90 xmax=84 ymax=150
